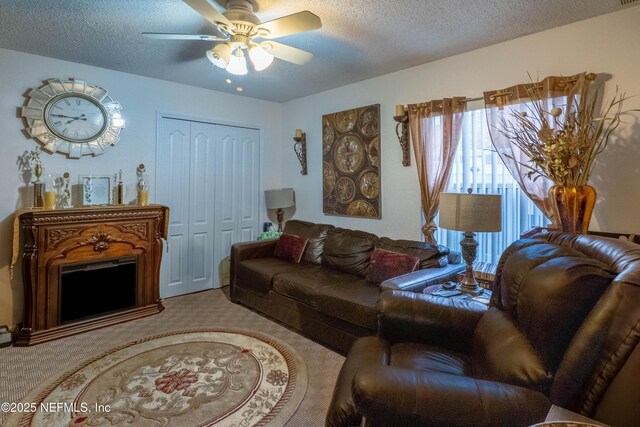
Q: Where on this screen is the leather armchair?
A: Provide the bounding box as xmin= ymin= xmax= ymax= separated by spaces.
xmin=326 ymin=232 xmax=640 ymax=427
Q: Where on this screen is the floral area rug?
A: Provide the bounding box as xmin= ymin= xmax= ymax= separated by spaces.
xmin=4 ymin=329 xmax=307 ymax=427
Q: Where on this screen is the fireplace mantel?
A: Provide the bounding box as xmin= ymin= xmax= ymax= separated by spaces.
xmin=15 ymin=205 xmax=169 ymax=346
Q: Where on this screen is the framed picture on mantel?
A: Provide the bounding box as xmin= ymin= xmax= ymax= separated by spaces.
xmin=322 ymin=104 xmax=381 ymax=218
xmin=79 ymin=175 xmax=111 ymax=206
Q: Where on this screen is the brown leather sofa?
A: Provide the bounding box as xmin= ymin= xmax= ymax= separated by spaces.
xmin=230 ymin=220 xmax=464 ymax=353
xmin=326 ymin=231 xmax=640 ymax=427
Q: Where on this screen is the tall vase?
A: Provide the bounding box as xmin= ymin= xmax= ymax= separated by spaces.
xmin=549 ymin=185 xmax=597 ymax=234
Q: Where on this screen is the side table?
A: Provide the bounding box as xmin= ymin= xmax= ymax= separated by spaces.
xmin=424 ymin=283 xmax=492 ymax=306
xmin=541 ymin=405 xmax=610 ymax=426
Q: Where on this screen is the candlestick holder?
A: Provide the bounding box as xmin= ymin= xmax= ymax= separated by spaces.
xmin=293 ymin=131 xmax=307 ymax=175
xmin=393 ymin=108 xmax=410 ymax=167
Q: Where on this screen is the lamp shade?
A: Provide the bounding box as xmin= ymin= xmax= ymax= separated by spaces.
xmin=249 ymin=44 xmax=274 ymax=71
xmin=226 ymin=48 xmax=248 ymax=75
xmin=265 ymin=188 xmax=295 ymax=209
xmin=439 ymin=193 xmax=502 ymax=232
xmin=206 ymin=43 xmax=231 ymax=68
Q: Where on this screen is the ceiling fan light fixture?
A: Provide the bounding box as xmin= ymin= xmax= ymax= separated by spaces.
xmin=206 ymin=43 xmax=231 ymax=68
xmin=226 ymin=48 xmax=248 ymax=75
xmin=249 ymin=44 xmax=274 ymax=71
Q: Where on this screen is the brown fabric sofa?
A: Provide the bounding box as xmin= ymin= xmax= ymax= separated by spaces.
xmin=230 ymin=220 xmax=464 ymax=353
xmin=326 ymin=231 xmax=640 ymax=427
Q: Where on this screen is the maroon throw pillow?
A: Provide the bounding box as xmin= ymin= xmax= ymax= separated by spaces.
xmin=274 ymin=233 xmax=309 ymax=263
xmin=366 ymin=248 xmax=419 ymax=283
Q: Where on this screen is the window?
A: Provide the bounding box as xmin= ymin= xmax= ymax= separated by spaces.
xmin=434 ymin=108 xmax=550 ymax=266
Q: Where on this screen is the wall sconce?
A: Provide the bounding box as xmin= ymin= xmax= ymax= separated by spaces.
xmin=293 ymin=128 xmax=307 ymax=175
xmin=393 ymin=105 xmax=410 ymax=167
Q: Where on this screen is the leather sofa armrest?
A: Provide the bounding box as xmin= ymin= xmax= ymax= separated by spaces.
xmin=380 ymin=263 xmax=465 ymax=293
xmin=230 ymin=239 xmax=277 ymax=263
xmin=325 ymin=337 xmax=390 ymax=427
xmin=230 ymin=240 xmax=278 ymax=299
xmin=377 ymin=290 xmax=486 ymax=354
xmin=353 ymin=366 xmax=550 ymax=427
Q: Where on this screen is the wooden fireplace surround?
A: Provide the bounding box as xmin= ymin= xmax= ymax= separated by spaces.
xmin=15 ymin=205 xmax=169 ymax=346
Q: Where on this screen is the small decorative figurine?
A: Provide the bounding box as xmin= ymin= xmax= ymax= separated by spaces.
xmin=29 ymin=147 xmax=44 ymax=207
xmin=59 ymin=172 xmax=71 ymax=208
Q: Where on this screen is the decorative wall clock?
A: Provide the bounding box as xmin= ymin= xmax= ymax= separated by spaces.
xmin=323 ymin=104 xmax=380 ymax=218
xmin=20 ymin=78 xmax=125 ymax=158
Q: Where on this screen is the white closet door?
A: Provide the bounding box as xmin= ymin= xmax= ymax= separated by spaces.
xmin=237 ymin=128 xmax=261 ymax=243
xmin=188 ymin=122 xmax=217 ymax=292
xmin=158 ymin=118 xmax=261 ymax=296
xmin=157 ymin=118 xmax=190 ymax=298
xmin=214 ymin=125 xmax=239 ymax=287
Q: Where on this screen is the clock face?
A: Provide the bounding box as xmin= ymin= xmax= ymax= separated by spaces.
xmin=21 ymin=78 xmax=124 ymax=158
xmin=45 ymin=95 xmax=107 ymax=143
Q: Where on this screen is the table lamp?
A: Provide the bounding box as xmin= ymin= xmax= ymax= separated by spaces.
xmin=265 ymin=188 xmax=295 ymax=231
xmin=439 ymin=190 xmax=502 ymax=295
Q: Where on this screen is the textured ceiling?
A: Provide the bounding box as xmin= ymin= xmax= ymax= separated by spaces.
xmin=0 ymin=0 xmax=634 ymax=102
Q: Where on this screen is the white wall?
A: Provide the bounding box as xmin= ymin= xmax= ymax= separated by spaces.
xmin=281 ymin=7 xmax=640 ymax=241
xmin=0 ymin=48 xmax=283 ymax=328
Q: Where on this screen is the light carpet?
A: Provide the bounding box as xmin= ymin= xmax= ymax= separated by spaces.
xmin=0 ymin=288 xmax=345 ymax=426
xmin=4 ymin=329 xmax=307 ymax=426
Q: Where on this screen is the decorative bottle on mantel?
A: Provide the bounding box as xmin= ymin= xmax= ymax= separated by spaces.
xmin=116 ymin=169 xmax=124 ymax=205
xmin=136 ymin=164 xmax=148 ymax=206
xmin=43 ymin=174 xmax=58 ymax=210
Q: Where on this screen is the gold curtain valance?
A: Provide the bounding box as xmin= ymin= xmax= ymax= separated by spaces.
xmin=408 ymin=97 xmax=466 ymax=117
xmin=483 ymin=72 xmax=594 ymax=108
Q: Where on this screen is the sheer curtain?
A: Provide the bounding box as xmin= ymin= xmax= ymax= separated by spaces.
xmin=434 ymin=109 xmax=550 ymax=266
xmin=408 ymin=97 xmax=466 ymax=244
xmin=483 ymin=73 xmax=588 ymax=226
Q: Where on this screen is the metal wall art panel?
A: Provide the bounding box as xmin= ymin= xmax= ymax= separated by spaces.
xmin=322 ymin=104 xmax=380 ymax=218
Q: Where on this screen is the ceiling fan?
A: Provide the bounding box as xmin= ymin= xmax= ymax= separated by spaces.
xmin=143 ymin=0 xmax=322 ymax=75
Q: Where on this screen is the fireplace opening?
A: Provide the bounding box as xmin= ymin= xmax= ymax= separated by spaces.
xmin=60 ymin=257 xmax=137 ymax=324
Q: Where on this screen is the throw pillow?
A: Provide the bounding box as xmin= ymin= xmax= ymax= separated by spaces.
xmin=365 ymin=248 xmax=419 ymax=283
xmin=274 ymin=233 xmax=309 ymax=264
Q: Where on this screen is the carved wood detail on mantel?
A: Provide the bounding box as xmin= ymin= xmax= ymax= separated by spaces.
xmin=118 ymin=222 xmax=148 ymax=238
xmin=14 ymin=205 xmax=169 ymax=346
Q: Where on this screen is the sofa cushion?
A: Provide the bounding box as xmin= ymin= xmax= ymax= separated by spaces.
xmin=376 ymin=237 xmax=449 ymax=269
xmin=284 ymin=219 xmax=334 ymax=264
xmin=272 ymin=265 xmax=344 ymax=307
xmin=471 ymin=307 xmax=552 ymax=392
xmin=390 ymin=342 xmax=470 ymax=376
xmin=272 ymin=266 xmax=379 ymax=330
xmin=236 ymin=257 xmax=310 ymax=293
xmin=473 ymin=244 xmax=616 ymax=393
xmin=316 ymin=281 xmax=380 ymax=330
xmin=365 ymin=248 xmax=419 ymax=283
xmin=494 ymin=244 xmax=615 ymax=370
xmin=322 ymin=228 xmax=378 ymax=277
xmin=274 ymin=233 xmax=308 ymax=263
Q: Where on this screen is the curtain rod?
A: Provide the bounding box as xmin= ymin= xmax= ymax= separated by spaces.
xmin=405 ymin=74 xmax=590 ymax=106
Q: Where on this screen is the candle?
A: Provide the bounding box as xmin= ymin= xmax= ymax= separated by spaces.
xmin=295 ymin=128 xmax=303 ymax=138
xmin=138 ymin=190 xmax=148 ymax=206
xmin=395 ymin=104 xmax=405 ymax=116
xmin=44 ymin=191 xmax=57 ymax=210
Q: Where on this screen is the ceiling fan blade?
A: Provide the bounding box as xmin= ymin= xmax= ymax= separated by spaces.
xmin=142 ymin=32 xmax=228 ymax=41
xmin=255 ymin=11 xmax=321 ymax=39
xmin=263 ymin=41 xmax=313 ymax=65
xmin=183 ymin=0 xmax=235 ymax=33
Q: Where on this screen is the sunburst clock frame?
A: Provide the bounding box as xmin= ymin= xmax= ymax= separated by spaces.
xmin=21 ymin=78 xmax=125 ymax=158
